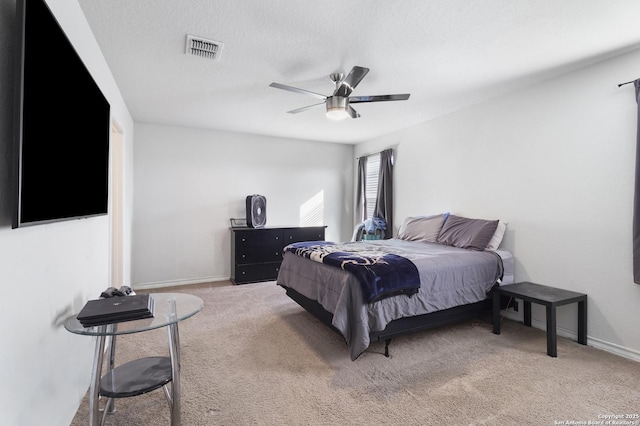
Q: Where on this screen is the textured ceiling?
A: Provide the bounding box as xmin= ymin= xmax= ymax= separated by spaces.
xmin=78 ymin=0 xmax=640 ymax=144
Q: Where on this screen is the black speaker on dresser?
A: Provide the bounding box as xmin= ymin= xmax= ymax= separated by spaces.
xmin=246 ymin=194 xmax=267 ymax=228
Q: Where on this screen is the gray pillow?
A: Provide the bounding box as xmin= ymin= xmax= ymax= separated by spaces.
xmin=437 ymin=215 xmax=499 ymax=250
xmin=397 ymin=214 xmax=447 ymax=242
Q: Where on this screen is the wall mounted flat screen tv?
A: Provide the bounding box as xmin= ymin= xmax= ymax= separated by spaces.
xmin=12 ymin=0 xmax=110 ymax=228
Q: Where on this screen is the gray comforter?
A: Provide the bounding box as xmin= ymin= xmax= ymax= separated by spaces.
xmin=276 ymin=238 xmax=514 ymax=360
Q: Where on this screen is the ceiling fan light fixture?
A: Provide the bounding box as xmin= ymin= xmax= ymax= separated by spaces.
xmin=326 ymin=107 xmax=349 ymax=120
xmin=270 ymin=66 xmax=410 ymax=119
xmin=326 ymin=96 xmax=349 ymax=120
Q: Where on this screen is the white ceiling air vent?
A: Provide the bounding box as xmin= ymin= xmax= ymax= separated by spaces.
xmin=185 ymin=35 xmax=223 ymax=60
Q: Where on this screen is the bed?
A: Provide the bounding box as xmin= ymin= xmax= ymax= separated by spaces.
xmin=276 ymin=214 xmax=514 ymax=360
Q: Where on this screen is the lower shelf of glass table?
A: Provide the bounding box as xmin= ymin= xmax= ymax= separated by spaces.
xmin=100 ymin=356 xmax=172 ymax=398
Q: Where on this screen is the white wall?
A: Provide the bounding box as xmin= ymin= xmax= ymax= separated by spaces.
xmin=1 ymin=1 xmax=637 ymax=422
xmin=0 ymin=0 xmax=134 ymax=424
xmin=132 ymin=123 xmax=353 ymax=288
xmin=356 ymin=48 xmax=640 ymax=360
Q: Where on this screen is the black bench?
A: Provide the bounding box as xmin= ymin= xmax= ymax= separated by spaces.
xmin=492 ymin=282 xmax=587 ymax=357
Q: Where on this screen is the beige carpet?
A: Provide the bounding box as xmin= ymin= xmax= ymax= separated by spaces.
xmin=70 ymin=281 xmax=640 ymax=425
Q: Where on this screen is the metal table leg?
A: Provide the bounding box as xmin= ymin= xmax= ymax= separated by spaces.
xmin=89 ymin=326 xmax=107 ymax=426
xmin=166 ymin=298 xmax=181 ymax=426
xmin=106 ymin=324 xmax=117 ymax=414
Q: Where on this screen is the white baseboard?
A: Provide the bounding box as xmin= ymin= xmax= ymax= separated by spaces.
xmin=133 ymin=275 xmax=230 ymax=290
xmin=502 ymin=310 xmax=640 ymax=363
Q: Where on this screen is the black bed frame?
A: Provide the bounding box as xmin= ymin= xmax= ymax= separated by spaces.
xmin=283 ymin=285 xmax=511 ymax=358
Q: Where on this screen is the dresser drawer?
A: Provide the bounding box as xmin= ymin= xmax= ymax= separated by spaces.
xmin=283 ymin=227 xmax=326 ymax=244
xmin=234 ymin=229 xmax=284 ymax=248
xmin=234 ymin=245 xmax=283 ymax=265
xmin=234 ymin=262 xmax=281 ymax=284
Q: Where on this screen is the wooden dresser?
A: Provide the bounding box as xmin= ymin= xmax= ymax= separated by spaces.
xmin=230 ymin=226 xmax=326 ymax=284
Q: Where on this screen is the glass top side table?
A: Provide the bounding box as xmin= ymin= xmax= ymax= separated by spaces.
xmin=65 ymin=293 xmax=203 ymax=426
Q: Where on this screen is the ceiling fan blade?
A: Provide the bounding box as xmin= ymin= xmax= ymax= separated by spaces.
xmin=270 ymin=82 xmax=327 ymax=100
xmin=348 ymin=93 xmax=411 ymax=103
xmin=333 ymin=66 xmax=370 ymax=97
xmin=286 ymin=101 xmax=326 ymax=114
xmin=347 ymin=105 xmax=360 ymax=119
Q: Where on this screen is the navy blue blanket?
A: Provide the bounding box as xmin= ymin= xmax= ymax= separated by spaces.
xmin=284 ymin=241 xmax=420 ymax=303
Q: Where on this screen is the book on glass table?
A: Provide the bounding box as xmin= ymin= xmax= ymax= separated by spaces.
xmin=77 ymin=294 xmax=155 ymax=327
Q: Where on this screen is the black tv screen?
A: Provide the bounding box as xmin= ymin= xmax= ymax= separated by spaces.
xmin=12 ymin=0 xmax=110 ymax=228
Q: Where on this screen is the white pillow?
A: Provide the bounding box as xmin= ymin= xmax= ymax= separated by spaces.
xmin=485 ymin=220 xmax=507 ymax=251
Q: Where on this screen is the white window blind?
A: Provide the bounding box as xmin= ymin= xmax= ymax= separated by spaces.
xmin=365 ymin=153 xmax=380 ymax=219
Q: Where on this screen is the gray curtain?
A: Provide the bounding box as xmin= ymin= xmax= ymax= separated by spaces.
xmin=633 ymin=80 xmax=640 ymax=283
xmin=373 ymin=148 xmax=393 ymax=238
xmin=355 ymin=155 xmax=367 ymax=224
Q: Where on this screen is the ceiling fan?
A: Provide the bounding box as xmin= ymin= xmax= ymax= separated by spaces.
xmin=269 ymin=66 xmax=410 ymax=120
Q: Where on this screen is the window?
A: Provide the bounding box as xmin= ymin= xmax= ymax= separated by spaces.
xmin=364 ymin=153 xmax=380 ymax=219
xmin=356 ymin=149 xmax=394 ymax=235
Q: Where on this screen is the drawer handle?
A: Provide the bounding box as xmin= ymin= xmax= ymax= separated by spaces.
xmin=242 ymin=238 xmax=246 ymax=242
xmin=242 ymin=271 xmax=246 ymax=275
xmin=242 ymin=254 xmax=246 ymax=258
xmin=275 ymin=252 xmax=280 ymax=256
xmin=275 ymin=236 xmax=279 ymax=240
